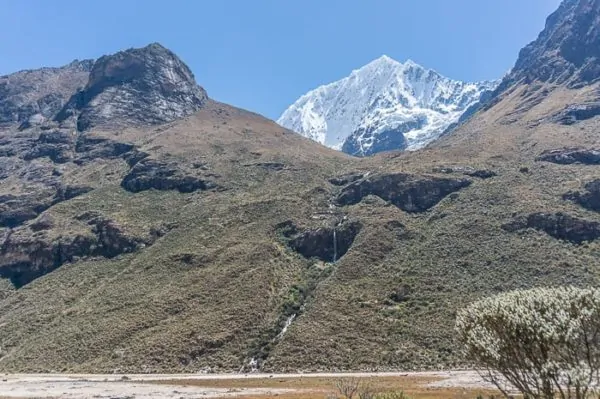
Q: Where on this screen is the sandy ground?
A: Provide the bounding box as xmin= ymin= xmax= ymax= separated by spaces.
xmin=0 ymin=371 xmax=493 ymax=398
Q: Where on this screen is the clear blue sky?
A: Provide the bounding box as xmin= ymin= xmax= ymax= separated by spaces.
xmin=2 ymin=0 xmax=561 ymax=120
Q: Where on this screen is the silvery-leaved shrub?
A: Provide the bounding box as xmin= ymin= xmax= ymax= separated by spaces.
xmin=456 ymin=286 xmax=600 ymax=399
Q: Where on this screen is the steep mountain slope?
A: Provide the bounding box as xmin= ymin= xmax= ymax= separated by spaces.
xmin=277 ymin=56 xmax=498 ymax=156
xmin=0 ymin=60 xmax=93 ymax=129
xmin=499 ymin=0 xmax=600 ymax=90
xmin=55 ymin=43 xmax=208 ymax=131
xmin=2 ymin=0 xmax=600 ymax=374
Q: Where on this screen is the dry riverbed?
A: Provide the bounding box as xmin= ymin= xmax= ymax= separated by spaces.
xmin=0 ymin=371 xmax=498 ymax=399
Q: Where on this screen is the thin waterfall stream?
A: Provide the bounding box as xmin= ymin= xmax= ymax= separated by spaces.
xmin=333 ymin=228 xmax=337 ymax=263
xmin=277 ymin=314 xmax=297 ymax=340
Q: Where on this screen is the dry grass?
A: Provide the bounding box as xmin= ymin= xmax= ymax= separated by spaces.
xmin=2 ymin=82 xmax=600 ymax=373
xmin=152 ymin=375 xmax=498 ymax=399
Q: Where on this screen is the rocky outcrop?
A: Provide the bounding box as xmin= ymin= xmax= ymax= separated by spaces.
xmin=432 ymin=166 xmax=497 ymax=179
xmin=465 ymin=169 xmax=497 ymax=179
xmin=329 ymin=172 xmax=364 ymax=186
xmin=550 ymin=101 xmax=600 ymax=124
xmin=278 ymin=220 xmax=362 ymax=263
xmin=0 ymin=194 xmax=48 ymax=228
xmin=442 ymin=88 xmax=497 ymax=136
xmin=121 ymin=158 xmax=216 ymax=193
xmin=74 ymin=134 xmax=135 ymax=164
xmin=0 ymin=60 xmax=93 ymax=129
xmin=336 ymin=172 xmax=471 ymax=212
xmin=497 ymin=0 xmax=600 ymax=92
xmin=564 ymin=179 xmax=600 ymax=211
xmin=13 ymin=128 xmax=142 ymax=166
xmin=0 ymin=212 xmax=170 ymax=287
xmin=22 ymin=130 xmax=76 ymax=163
xmin=536 ymin=147 xmax=600 ymax=164
xmin=0 ymin=185 xmax=92 ymax=228
xmin=502 ymin=212 xmax=600 ymax=244
xmin=29 ymin=213 xmax=55 ymax=232
xmin=342 ymin=124 xmax=410 ymax=157
xmin=55 ymin=43 xmax=208 ymax=131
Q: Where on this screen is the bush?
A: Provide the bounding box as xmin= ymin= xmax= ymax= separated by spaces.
xmin=331 ymin=378 xmax=409 ymax=399
xmin=456 ymin=286 xmax=600 ymax=399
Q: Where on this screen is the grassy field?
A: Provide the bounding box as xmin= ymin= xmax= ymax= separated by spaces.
xmin=152 ymin=375 xmax=499 ymax=399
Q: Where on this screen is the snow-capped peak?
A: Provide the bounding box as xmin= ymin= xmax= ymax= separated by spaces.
xmin=277 ymin=56 xmax=499 ymax=156
xmin=365 ymin=54 xmax=398 ymax=66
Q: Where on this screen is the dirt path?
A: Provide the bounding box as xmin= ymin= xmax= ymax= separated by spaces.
xmin=0 ymin=371 xmax=492 ymax=398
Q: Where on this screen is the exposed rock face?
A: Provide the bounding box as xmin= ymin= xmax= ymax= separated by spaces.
xmin=74 ymin=134 xmax=136 ymax=164
xmin=22 ymin=130 xmax=76 ymax=163
xmin=0 ymin=43 xmax=215 ymax=273
xmin=55 ymin=43 xmax=208 ymax=131
xmin=336 ymin=173 xmax=471 ymax=212
xmin=442 ymin=88 xmax=497 ymax=136
xmin=502 ymin=212 xmax=600 ymax=244
xmin=432 ymin=166 xmax=497 ymax=179
xmin=329 ymin=172 xmax=364 ymax=186
xmin=121 ymin=158 xmax=216 ymax=193
xmin=0 ymin=185 xmax=92 ymax=228
xmin=536 ymin=147 xmax=600 ymax=164
xmin=497 ymin=0 xmax=600 ymax=91
xmin=550 ymin=101 xmax=600 ymax=124
xmin=0 ymin=212 xmax=169 ymax=287
xmin=341 ymin=124 xmax=410 ymax=157
xmin=0 ymin=60 xmax=93 ymax=129
xmin=564 ymin=179 xmax=600 ymax=211
xmin=465 ymin=170 xmax=497 ymax=179
xmin=16 ymin=129 xmax=141 ymax=166
xmin=0 ymin=193 xmax=48 ymax=228
xmin=280 ymin=220 xmax=362 ymax=262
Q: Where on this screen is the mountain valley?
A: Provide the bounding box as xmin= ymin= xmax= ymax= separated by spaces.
xmin=0 ymin=0 xmax=600 ymax=375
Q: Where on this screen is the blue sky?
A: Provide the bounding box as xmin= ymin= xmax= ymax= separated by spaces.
xmin=2 ymin=0 xmax=561 ymax=120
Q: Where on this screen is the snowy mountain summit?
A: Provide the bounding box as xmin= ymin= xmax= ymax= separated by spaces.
xmin=277 ymin=55 xmax=499 ymax=156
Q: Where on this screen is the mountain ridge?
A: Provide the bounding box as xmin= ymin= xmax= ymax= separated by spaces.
xmin=277 ymin=55 xmax=498 ymax=156
xmin=2 ymin=0 xmax=600 ymax=375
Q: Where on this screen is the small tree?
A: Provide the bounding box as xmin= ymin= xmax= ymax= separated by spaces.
xmin=456 ymin=286 xmax=600 ymax=399
xmin=335 ymin=378 xmax=361 ymax=399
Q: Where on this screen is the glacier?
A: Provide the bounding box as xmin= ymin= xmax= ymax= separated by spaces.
xmin=277 ymin=55 xmax=499 ymax=156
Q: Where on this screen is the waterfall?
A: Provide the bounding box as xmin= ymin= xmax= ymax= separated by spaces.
xmin=333 ymin=228 xmax=337 ymax=263
xmin=248 ymin=357 xmax=258 ymax=372
xmin=277 ymin=314 xmax=296 ymax=340
xmin=239 ymin=357 xmax=259 ymax=373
